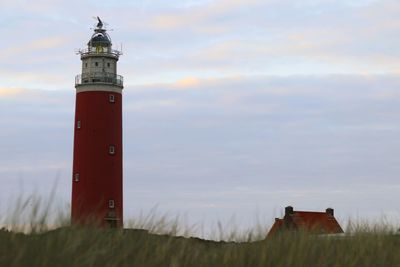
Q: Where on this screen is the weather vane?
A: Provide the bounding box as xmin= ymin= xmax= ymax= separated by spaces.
xmin=96 ymin=16 xmax=103 ymax=29
xmin=92 ymin=16 xmax=109 ymax=30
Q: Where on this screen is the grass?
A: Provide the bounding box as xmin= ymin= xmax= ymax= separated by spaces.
xmin=1 ymin=196 xmax=400 ymax=266
xmin=1 ymin=225 xmax=400 ymax=266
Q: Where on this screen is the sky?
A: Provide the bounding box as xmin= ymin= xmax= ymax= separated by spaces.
xmin=1 ymin=0 xmax=400 ymax=236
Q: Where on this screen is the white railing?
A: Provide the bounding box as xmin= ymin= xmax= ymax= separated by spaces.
xmin=75 ymin=72 xmax=123 ymax=87
xmin=77 ymin=47 xmax=122 ymax=57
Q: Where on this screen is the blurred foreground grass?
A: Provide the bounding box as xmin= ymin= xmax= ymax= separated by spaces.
xmin=1 ymin=196 xmax=400 ymax=266
xmin=1 ymin=225 xmax=400 ymax=267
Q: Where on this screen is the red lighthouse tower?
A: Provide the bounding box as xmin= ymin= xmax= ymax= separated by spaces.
xmin=71 ymin=18 xmax=123 ymax=228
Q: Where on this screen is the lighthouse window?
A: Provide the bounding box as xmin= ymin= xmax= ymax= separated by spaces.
xmin=109 ymin=145 xmax=115 ymax=155
xmin=109 ymin=94 xmax=115 ymax=103
xmin=108 ymin=200 xmax=115 ymax=209
xmin=95 ymin=62 xmax=99 ymax=67
xmin=85 ymin=63 xmax=88 ymax=68
xmin=107 ymin=62 xmax=111 ymax=67
xmin=77 ymin=120 xmax=81 ymax=129
xmin=74 ymin=173 xmax=80 ymax=182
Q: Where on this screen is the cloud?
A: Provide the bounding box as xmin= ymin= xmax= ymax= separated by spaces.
xmin=148 ymin=0 xmax=266 ymax=31
xmin=173 ymin=77 xmax=201 ymax=89
xmin=115 ymin=0 xmax=400 ymax=81
xmin=0 ymin=88 xmax=25 ymax=98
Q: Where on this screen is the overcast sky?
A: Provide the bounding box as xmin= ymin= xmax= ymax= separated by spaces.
xmin=1 ymin=0 xmax=400 ymax=236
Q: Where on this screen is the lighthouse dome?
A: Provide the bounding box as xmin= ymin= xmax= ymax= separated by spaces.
xmin=88 ymin=32 xmax=111 ymax=47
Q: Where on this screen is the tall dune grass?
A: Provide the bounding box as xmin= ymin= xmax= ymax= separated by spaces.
xmin=1 ymin=195 xmax=400 ymax=267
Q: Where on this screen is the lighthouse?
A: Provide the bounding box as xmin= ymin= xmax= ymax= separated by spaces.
xmin=71 ymin=18 xmax=123 ymax=228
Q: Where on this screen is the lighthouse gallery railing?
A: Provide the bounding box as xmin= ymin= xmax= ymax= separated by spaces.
xmin=75 ymin=72 xmax=124 ymax=87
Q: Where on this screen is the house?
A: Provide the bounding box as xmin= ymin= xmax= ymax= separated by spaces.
xmin=267 ymin=206 xmax=344 ymax=237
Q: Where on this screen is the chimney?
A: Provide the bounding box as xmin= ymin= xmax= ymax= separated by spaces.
xmin=326 ymin=208 xmax=334 ymax=216
xmin=285 ymin=206 xmax=294 ymax=216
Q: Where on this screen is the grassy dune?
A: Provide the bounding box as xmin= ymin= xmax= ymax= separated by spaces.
xmin=1 ymin=223 xmax=400 ymax=266
xmin=1 ymin=197 xmax=400 ymax=266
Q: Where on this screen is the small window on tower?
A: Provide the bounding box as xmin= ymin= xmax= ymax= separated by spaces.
xmin=85 ymin=63 xmax=88 ymax=68
xmin=107 ymin=62 xmax=111 ymax=67
xmin=77 ymin=120 xmax=81 ymax=129
xmin=109 ymin=145 xmax=115 ymax=155
xmin=74 ymin=173 xmax=80 ymax=182
xmin=109 ymin=200 xmax=115 ymax=209
xmin=95 ymin=62 xmax=99 ymax=67
xmin=109 ymin=94 xmax=115 ymax=103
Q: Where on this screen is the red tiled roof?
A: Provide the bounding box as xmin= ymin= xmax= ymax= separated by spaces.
xmin=291 ymin=211 xmax=343 ymax=233
xmin=267 ymin=209 xmax=344 ymax=237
